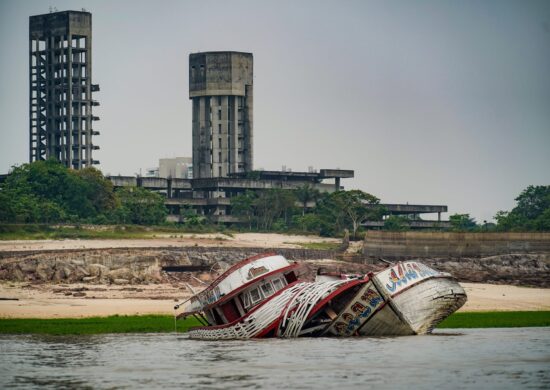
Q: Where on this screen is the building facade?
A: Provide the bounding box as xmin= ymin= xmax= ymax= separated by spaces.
xmin=189 ymin=52 xmax=253 ymax=178
xmin=29 ymin=10 xmax=100 ymax=169
xmin=159 ymin=157 xmax=193 ymax=179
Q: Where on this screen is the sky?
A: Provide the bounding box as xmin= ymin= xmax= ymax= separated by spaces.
xmin=1 ymin=0 xmax=549 ymax=223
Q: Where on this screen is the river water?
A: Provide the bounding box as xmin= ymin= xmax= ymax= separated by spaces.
xmin=0 ymin=328 xmax=548 ymax=389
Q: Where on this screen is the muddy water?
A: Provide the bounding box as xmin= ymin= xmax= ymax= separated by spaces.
xmin=1 ymin=328 xmax=548 ymax=389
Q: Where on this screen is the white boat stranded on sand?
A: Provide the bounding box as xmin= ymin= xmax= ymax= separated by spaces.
xmin=175 ymin=253 xmax=467 ymax=340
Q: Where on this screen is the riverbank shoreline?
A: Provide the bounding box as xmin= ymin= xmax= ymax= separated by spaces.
xmin=0 ymin=312 xmax=548 ymax=335
xmin=2 ymin=281 xmax=549 ymax=319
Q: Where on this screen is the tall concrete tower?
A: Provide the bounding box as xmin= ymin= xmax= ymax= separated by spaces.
xmin=189 ymin=51 xmax=253 ymax=179
xmin=29 ymin=10 xmax=100 ymax=169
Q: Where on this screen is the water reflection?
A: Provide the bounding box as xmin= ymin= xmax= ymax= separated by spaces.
xmin=0 ymin=328 xmax=549 ymax=389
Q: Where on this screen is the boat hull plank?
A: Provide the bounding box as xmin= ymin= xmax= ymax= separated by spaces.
xmin=358 ymin=304 xmax=415 ymax=336
xmin=392 ymin=277 xmax=467 ymax=334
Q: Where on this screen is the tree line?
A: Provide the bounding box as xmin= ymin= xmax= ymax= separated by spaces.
xmin=1 ymin=160 xmax=548 ymax=234
xmin=230 ymin=187 xmax=384 ymax=237
xmin=0 ymin=160 xmax=167 ymax=225
xmin=444 ymin=185 xmax=550 ymax=232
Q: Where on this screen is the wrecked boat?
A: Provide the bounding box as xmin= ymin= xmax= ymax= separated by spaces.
xmin=174 ymin=253 xmax=466 ymax=339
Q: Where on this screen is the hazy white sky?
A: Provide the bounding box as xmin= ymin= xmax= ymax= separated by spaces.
xmin=1 ymin=0 xmax=549 ymax=222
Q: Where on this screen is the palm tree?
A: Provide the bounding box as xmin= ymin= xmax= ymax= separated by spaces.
xmin=295 ymin=184 xmax=320 ymax=216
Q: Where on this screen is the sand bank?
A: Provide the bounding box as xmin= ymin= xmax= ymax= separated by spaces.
xmin=0 ymin=233 xmax=339 ymax=252
xmin=1 ymin=282 xmax=548 ymax=319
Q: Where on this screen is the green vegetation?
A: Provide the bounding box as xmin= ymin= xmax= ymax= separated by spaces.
xmin=448 ymin=186 xmax=550 ymax=232
xmin=494 ymin=185 xmax=550 ymax=232
xmin=437 ymin=311 xmax=550 ymax=328
xmin=0 ymin=160 xmax=166 ymax=225
xmin=0 ymin=223 xmax=242 ymax=240
xmin=0 ymin=315 xmax=202 ymax=335
xmin=3 ymin=161 xmax=547 ymax=236
xmin=231 ymin=186 xmax=385 ymax=237
xmin=0 ymin=311 xmax=548 ymax=335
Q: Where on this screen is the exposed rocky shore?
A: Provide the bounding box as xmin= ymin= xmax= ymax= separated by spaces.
xmin=0 ymin=246 xmax=548 ymax=287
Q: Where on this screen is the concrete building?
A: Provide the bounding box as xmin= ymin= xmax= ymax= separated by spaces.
xmin=159 ymin=157 xmax=192 ymax=179
xmin=29 ymin=10 xmax=100 ymax=169
xmin=190 ymin=52 xmax=253 ymax=178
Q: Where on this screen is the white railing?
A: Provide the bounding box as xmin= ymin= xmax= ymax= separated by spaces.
xmin=187 ymin=283 xmax=308 ymax=340
xmin=187 ymin=280 xmax=350 ymax=340
xmin=278 ymin=280 xmax=348 ymax=338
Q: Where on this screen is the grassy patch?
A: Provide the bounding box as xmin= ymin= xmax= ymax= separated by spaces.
xmin=0 ymin=315 xmax=202 ymax=335
xmin=1 ymin=311 xmax=548 ymax=335
xmin=437 ymin=311 xmax=550 ymax=328
xmin=0 ymin=224 xmax=242 ymax=241
xmin=293 ymin=241 xmax=340 ymax=251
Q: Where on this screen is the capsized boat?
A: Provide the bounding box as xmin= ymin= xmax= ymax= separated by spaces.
xmin=174 ymin=253 xmax=466 ymax=339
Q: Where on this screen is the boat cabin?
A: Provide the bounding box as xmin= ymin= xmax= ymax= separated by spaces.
xmin=181 ymin=253 xmax=301 ymax=326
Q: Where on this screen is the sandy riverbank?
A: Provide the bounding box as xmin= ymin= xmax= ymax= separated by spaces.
xmin=0 ymin=233 xmax=340 ymax=252
xmin=1 ymin=282 xmax=549 ymax=319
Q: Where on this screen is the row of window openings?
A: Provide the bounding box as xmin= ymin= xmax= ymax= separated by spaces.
xmin=51 ymin=68 xmax=87 ymax=78
xmin=31 ymin=119 xmax=90 ymax=129
xmin=208 ymin=137 xmax=244 ymax=150
xmin=33 ymin=37 xmax=87 ymax=51
xmin=31 ymin=91 xmax=91 ymax=102
xmin=240 ymin=278 xmax=287 ymax=310
xmin=32 ymin=52 xmax=87 ymax=65
xmin=50 ymin=106 xmax=90 ymax=116
xmin=210 ymin=111 xmax=245 ymax=121
xmin=30 ymin=111 xmax=90 ymax=122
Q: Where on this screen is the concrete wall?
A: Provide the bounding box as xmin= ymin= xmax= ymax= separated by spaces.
xmin=363 ymin=231 xmax=550 ymax=258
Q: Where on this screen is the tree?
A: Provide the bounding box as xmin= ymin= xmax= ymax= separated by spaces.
xmin=253 ymin=189 xmax=296 ymax=230
xmin=449 ymin=213 xmax=477 ymax=231
xmin=315 ymin=190 xmax=383 ymax=238
xmin=75 ymin=167 xmax=117 ymax=216
xmin=335 ymin=190 xmax=382 ymax=238
xmin=495 ymin=185 xmax=550 ymax=231
xmin=230 ymin=191 xmax=256 ymax=230
xmin=383 ymin=215 xmax=410 ymax=231
xmin=294 ymin=184 xmax=320 ymax=216
xmin=113 ymin=187 xmax=167 ymax=225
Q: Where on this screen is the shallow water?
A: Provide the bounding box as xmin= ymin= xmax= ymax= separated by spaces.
xmin=0 ymin=328 xmax=549 ymax=389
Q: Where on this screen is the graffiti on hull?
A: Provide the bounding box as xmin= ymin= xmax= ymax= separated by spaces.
xmin=327 ymin=282 xmax=384 ymax=336
xmin=377 ymin=262 xmax=441 ymax=296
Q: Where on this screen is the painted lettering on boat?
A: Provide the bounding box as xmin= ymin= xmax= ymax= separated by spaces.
xmin=328 ymin=282 xmax=384 ymax=336
xmin=378 ymin=262 xmax=441 ymax=295
xmin=247 ymin=266 xmax=269 ymax=280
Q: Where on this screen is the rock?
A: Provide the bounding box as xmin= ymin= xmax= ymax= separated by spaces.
xmin=72 ymin=292 xmax=86 ymax=297
xmin=82 ymin=276 xmax=97 ymax=282
xmin=11 ymin=268 xmax=25 ymax=281
xmin=113 ymin=278 xmax=129 ymax=285
xmin=51 ymin=269 xmax=65 ymax=282
xmin=18 ymin=259 xmax=38 ymax=273
xmin=87 ymin=263 xmax=109 ymax=277
xmin=108 ymin=268 xmax=133 ymax=280
xmin=36 ymin=263 xmax=54 ymax=281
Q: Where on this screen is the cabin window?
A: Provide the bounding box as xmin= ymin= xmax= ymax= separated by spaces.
xmin=272 ymin=278 xmax=283 ymax=291
xmin=241 ymin=292 xmax=251 ymax=309
xmin=250 ymin=288 xmax=262 ymax=304
xmin=261 ymin=282 xmax=274 ymax=297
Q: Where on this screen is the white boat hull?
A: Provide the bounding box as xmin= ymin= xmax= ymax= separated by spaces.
xmin=185 ymin=261 xmax=467 ymax=340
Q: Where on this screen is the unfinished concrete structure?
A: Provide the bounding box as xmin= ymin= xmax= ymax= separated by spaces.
xmin=190 ymin=52 xmax=253 ymax=178
xmin=29 ymin=10 xmax=100 ymax=168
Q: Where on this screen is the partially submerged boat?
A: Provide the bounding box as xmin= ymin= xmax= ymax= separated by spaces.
xmin=175 ymin=253 xmax=466 ymax=339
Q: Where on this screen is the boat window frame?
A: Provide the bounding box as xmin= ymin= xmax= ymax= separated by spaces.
xmin=272 ymin=278 xmax=283 ymax=291
xmin=241 ymin=291 xmax=251 ymax=309
xmin=261 ymin=281 xmax=274 ymax=297
xmin=249 ymin=287 xmax=262 ymax=305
